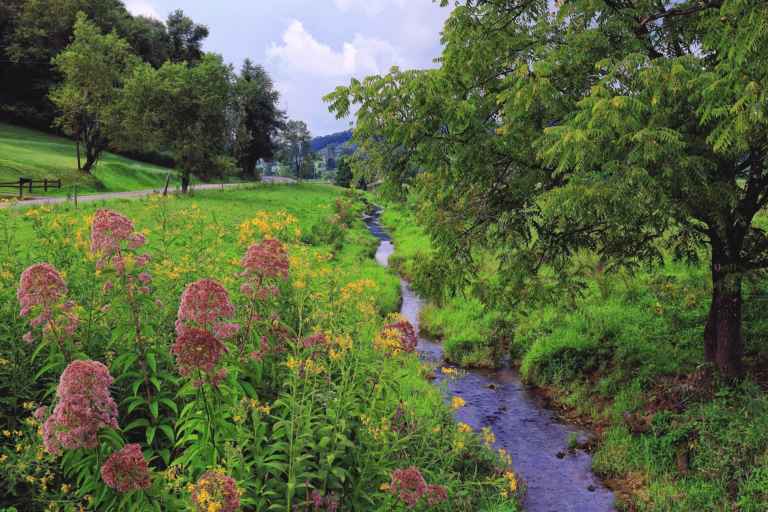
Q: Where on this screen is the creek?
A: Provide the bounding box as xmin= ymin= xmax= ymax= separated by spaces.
xmin=365 ymin=209 xmax=615 ymax=512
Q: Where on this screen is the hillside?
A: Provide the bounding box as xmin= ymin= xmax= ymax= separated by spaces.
xmin=310 ymin=129 xmax=352 ymax=152
xmin=0 ymin=123 xmax=178 ymax=196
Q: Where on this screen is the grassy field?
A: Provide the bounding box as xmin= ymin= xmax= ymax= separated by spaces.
xmin=381 ymin=201 xmax=768 ymax=511
xmin=0 ymin=122 xmax=179 ymax=196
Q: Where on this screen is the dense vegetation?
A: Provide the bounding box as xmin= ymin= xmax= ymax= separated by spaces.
xmin=0 ymin=0 xmax=316 ymax=187
xmin=325 ymin=0 xmax=768 ymax=509
xmin=0 ymin=184 xmax=522 ymax=511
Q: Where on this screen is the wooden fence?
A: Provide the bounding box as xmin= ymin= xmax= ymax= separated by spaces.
xmin=0 ymin=178 xmax=62 ymax=198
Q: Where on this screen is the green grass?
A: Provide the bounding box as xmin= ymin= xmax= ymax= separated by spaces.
xmin=0 ymin=122 xmax=179 ymax=196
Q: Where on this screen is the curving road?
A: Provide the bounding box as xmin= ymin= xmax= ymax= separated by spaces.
xmin=1 ymin=176 xmax=295 ymax=209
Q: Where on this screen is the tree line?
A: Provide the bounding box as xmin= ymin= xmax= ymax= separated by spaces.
xmin=0 ymin=0 xmax=314 ymax=190
xmin=327 ymin=0 xmax=768 ymax=378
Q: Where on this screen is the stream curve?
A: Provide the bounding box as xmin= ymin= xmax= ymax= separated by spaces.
xmin=365 ymin=209 xmax=615 ymax=512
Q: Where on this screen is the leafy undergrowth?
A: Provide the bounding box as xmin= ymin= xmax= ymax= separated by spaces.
xmin=0 ymin=184 xmax=521 ymax=511
xmin=0 ymin=122 xmax=179 ymax=196
xmin=382 ymin=201 xmax=768 ymax=511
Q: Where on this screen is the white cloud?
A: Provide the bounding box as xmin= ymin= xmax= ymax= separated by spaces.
xmin=124 ymin=0 xmax=162 ymax=20
xmin=333 ymin=0 xmax=407 ymax=16
xmin=267 ymin=20 xmax=404 ymax=77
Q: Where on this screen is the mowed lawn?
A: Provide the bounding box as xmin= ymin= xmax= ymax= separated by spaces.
xmin=0 ymin=122 xmax=178 ymax=196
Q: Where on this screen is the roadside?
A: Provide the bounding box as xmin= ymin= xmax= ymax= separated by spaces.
xmin=0 ymin=177 xmax=295 ymax=208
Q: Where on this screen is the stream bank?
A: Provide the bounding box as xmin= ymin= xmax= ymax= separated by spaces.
xmin=365 ymin=209 xmax=615 ymax=512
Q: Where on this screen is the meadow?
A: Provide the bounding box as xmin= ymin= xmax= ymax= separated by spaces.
xmin=382 ymin=203 xmax=768 ymax=511
xmin=0 ymin=123 xmax=179 ymax=196
xmin=0 ymin=184 xmax=522 ymax=511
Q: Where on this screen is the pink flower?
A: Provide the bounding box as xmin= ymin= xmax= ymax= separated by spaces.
xmin=191 ymin=471 xmax=240 ymax=512
xmin=176 ymin=279 xmax=239 ymax=339
xmin=425 ymin=484 xmax=448 ymax=506
xmin=135 ymin=254 xmax=151 ymax=267
xmin=90 ymin=209 xmax=139 ymax=256
xmin=171 ymin=328 xmax=227 ymax=377
xmin=301 ymin=332 xmax=328 ymax=349
xmin=22 ymin=331 xmax=34 ymax=344
xmin=17 ymin=263 xmax=67 ymax=325
xmin=42 ymin=360 xmax=119 ymax=454
xmin=100 ymin=443 xmax=151 ymax=493
xmin=390 ymin=467 xmax=428 ymax=508
xmin=138 ymin=272 xmax=152 ymax=285
xmin=241 ymin=239 xmax=289 ymax=280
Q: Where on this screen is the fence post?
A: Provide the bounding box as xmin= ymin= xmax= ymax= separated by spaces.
xmin=18 ymin=178 xmax=23 ymax=199
xmin=44 ymin=178 xmax=48 ymax=192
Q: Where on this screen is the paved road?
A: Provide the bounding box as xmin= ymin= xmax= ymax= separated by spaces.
xmin=2 ymin=176 xmax=295 ymax=208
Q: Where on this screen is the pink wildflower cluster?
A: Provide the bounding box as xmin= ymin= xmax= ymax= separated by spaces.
xmin=239 ymin=239 xmax=289 ymax=300
xmin=100 ymin=443 xmax=152 ymax=493
xmin=173 ymin=280 xmax=239 ymax=385
xmin=191 ymin=470 xmax=240 ymax=512
xmin=90 ymin=209 xmax=152 ymax=300
xmin=390 ymin=467 xmax=447 ymax=508
xmin=241 ymin=239 xmax=289 ymax=280
xmin=384 ymin=319 xmax=418 ymax=353
xmin=41 ymin=360 xmax=119 ymax=455
xmin=309 ymin=490 xmax=339 ymax=511
xmin=171 ymin=328 xmax=227 ymax=377
xmin=176 ymin=279 xmax=240 ymax=340
xmin=91 ymin=209 xmax=145 ymax=259
xmin=17 ymin=263 xmax=78 ymax=343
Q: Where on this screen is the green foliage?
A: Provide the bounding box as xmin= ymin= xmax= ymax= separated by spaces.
xmin=0 ymin=185 xmax=518 ymax=511
xmin=116 ymin=54 xmax=233 ymax=191
xmin=50 ymin=13 xmax=139 ymax=173
xmin=327 ymin=0 xmax=768 ymax=376
xmin=334 ymin=157 xmax=353 ymax=188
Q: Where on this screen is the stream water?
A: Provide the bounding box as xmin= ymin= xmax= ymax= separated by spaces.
xmin=365 ymin=209 xmax=615 ymax=512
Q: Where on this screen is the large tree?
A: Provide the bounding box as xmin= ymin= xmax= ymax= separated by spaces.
xmin=327 ymin=0 xmax=768 ymax=377
xmin=278 ymin=120 xmax=312 ymax=181
xmin=49 ymin=13 xmax=138 ymax=173
xmin=165 ymin=9 xmax=208 ymax=65
xmin=233 ymin=59 xmax=284 ymax=180
xmin=116 ymin=53 xmax=233 ymax=192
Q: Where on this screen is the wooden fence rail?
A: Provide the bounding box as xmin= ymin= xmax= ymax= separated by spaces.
xmin=0 ymin=178 xmax=62 ymax=198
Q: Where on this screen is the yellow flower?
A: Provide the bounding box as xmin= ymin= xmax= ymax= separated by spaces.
xmin=503 ymin=470 xmax=518 ymax=495
xmin=286 ymin=357 xmax=301 ymax=371
xmin=451 ymin=396 xmax=466 ymax=410
xmin=457 ymin=422 xmax=473 ymax=433
xmin=482 ymin=426 xmax=496 ymax=447
xmin=379 ymin=482 xmax=390 ymax=491
xmin=2 ymin=430 xmax=11 ymax=437
xmin=61 ymin=484 xmax=71 ymax=494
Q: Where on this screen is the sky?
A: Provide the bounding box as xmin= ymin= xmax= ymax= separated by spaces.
xmin=123 ymin=0 xmax=450 ymax=136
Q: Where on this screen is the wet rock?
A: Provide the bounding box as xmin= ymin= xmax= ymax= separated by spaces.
xmin=556 ymin=451 xmax=566 ymax=459
xmin=424 ymin=370 xmax=436 ymax=381
xmin=588 ymin=485 xmax=596 ymax=492
xmin=485 ymin=383 xmax=497 ymax=390
xmin=576 ymin=433 xmax=597 ymax=452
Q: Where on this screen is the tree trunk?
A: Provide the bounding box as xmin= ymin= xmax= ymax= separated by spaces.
xmin=181 ymin=172 xmax=190 ymax=193
xmin=76 ymin=141 xmax=82 ymax=171
xmin=704 ymin=259 xmax=744 ymax=378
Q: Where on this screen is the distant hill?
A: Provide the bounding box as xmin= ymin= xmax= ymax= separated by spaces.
xmin=311 ymin=130 xmax=352 ymax=152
